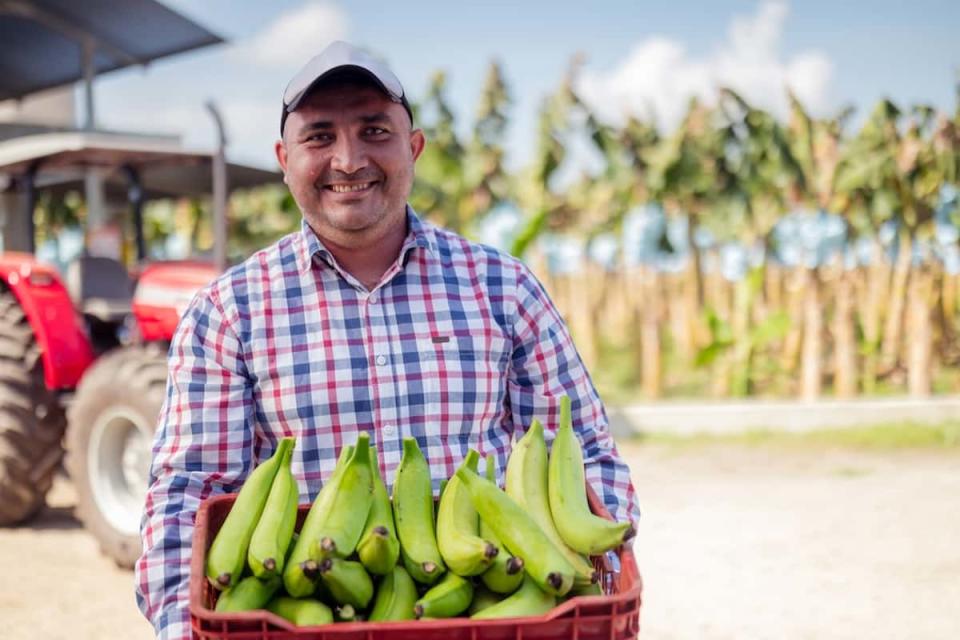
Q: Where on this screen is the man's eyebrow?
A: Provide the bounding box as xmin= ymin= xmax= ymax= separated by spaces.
xmin=298 ymin=112 xmax=392 ymax=134
xmin=359 ymin=112 xmax=392 ymax=124
xmin=300 ymin=120 xmax=334 ymax=132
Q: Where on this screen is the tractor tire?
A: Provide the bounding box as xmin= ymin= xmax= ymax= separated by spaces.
xmin=0 ymin=288 xmax=68 ymax=525
xmin=66 ymin=344 xmax=168 ymax=568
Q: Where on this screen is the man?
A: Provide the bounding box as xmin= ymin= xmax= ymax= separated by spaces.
xmin=135 ymin=41 xmax=639 ymax=639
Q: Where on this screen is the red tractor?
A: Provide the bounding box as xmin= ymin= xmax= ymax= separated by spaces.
xmin=0 ymin=129 xmax=279 ymax=566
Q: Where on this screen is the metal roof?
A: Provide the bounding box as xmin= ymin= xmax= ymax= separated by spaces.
xmin=0 ymin=0 xmax=223 ymax=101
xmin=0 ymin=131 xmax=281 ymax=199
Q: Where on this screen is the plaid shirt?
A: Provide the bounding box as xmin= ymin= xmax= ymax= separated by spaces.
xmin=135 ymin=208 xmax=640 ymax=639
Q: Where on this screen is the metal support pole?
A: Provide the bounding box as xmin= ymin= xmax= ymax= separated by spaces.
xmin=123 ymin=165 xmax=146 ymax=262
xmin=205 ymin=101 xmax=228 ymax=273
xmin=23 ymin=163 xmax=37 ymax=255
xmin=82 ymin=38 xmax=96 ymax=130
xmin=81 ymin=37 xmax=108 ymax=249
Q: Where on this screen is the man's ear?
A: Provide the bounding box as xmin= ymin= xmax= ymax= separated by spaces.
xmin=410 ymin=128 xmax=426 ymax=162
xmin=275 ymin=139 xmax=289 ymax=182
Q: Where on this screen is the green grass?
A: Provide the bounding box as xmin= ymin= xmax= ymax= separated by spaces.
xmin=629 ymin=420 xmax=960 ymax=450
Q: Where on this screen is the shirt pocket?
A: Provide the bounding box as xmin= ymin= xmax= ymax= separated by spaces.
xmin=413 ymin=335 xmax=510 ymax=442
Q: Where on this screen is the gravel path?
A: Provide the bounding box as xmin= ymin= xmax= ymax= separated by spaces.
xmin=625 ymin=442 xmax=960 ymax=639
xmin=1 ymin=444 xmax=957 ymax=639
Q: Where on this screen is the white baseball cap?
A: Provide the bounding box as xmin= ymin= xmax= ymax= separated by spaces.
xmin=281 ymin=41 xmax=412 ymax=134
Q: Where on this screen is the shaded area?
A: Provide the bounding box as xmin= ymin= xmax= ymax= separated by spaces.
xmin=0 ymin=0 xmax=223 ymax=102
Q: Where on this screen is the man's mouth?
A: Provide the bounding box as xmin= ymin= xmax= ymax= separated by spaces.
xmin=326 ymin=181 xmax=377 ymax=193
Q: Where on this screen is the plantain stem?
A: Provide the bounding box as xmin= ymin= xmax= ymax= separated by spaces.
xmin=301 ymin=560 xmax=319 ymax=580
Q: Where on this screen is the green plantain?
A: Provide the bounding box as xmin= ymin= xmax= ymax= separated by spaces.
xmin=392 ymin=437 xmax=445 ymax=584
xmin=310 ymin=433 xmax=374 ymax=560
xmin=318 ymin=556 xmax=374 ymax=610
xmin=548 ymin=396 xmax=632 ymax=555
xmin=413 ymin=571 xmax=474 ymax=619
xmin=455 ymin=459 xmax=574 ymax=596
xmin=507 ymin=419 xmax=598 ymax=588
xmin=282 ymin=444 xmax=354 ymax=597
xmin=206 ymin=437 xmax=293 ymax=590
xmin=334 ymin=603 xmax=358 ymax=622
xmin=437 ymin=449 xmax=499 ymax=576
xmin=355 ymin=445 xmax=401 ymax=575
xmin=479 ymin=456 xmax=525 ymax=594
xmin=470 ymin=575 xmax=556 ymax=620
xmin=214 ymin=575 xmax=282 ymax=612
xmin=248 ymin=437 xmax=299 ymax=578
xmin=266 ymin=596 xmax=333 ymax=626
xmin=468 ymin=584 xmax=503 ymax=616
xmin=368 ymin=565 xmax=418 ymax=622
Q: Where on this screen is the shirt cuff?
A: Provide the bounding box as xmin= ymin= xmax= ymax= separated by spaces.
xmin=156 ymin=607 xmax=191 ymax=640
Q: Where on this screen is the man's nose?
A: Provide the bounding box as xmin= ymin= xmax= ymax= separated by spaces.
xmin=329 ymin=136 xmax=367 ymax=174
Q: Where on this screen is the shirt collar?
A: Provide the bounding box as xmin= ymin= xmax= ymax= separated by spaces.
xmin=295 ymin=205 xmax=437 ymax=276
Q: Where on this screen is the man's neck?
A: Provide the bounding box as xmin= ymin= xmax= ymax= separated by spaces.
xmin=317 ymin=216 xmax=408 ymax=292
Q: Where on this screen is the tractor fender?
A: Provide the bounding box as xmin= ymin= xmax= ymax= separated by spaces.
xmin=132 ymin=260 xmax=218 ymax=343
xmin=0 ymin=252 xmax=95 ymax=390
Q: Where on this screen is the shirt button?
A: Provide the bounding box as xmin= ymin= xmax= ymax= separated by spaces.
xmin=369 ymin=292 xmax=378 ymax=303
xmin=383 ymin=424 xmax=396 ymax=436
xmin=375 ymin=354 xmax=387 ymax=366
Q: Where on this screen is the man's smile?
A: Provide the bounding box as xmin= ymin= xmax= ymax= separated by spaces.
xmin=325 ymin=181 xmax=378 ymax=193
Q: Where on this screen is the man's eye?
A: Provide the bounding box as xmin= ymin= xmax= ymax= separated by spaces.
xmin=365 ymin=127 xmax=388 ymax=136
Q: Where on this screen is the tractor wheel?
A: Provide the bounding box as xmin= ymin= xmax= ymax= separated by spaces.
xmin=0 ymin=288 xmax=68 ymax=525
xmin=66 ymin=345 xmax=168 ymax=568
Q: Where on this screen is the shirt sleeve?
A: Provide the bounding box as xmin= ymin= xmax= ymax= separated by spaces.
xmin=506 ymin=264 xmax=641 ymax=532
xmin=134 ymin=290 xmax=256 ymax=639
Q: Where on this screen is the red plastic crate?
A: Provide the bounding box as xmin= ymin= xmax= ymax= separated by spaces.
xmin=190 ymin=484 xmax=642 ymax=639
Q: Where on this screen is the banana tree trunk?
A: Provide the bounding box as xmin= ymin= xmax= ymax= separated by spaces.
xmin=780 ymin=266 xmax=806 ymax=375
xmin=860 ymin=240 xmax=887 ymax=395
xmin=627 ymin=265 xmax=645 ymax=393
xmin=801 ymin=268 xmax=823 ymax=400
xmin=880 ymin=232 xmax=913 ymax=374
xmin=639 ymin=266 xmax=662 ymax=399
xmin=906 ymin=266 xmax=934 ymax=397
xmin=832 ymin=268 xmax=858 ymax=398
xmin=528 ymin=246 xmax=552 ymax=292
xmin=940 ymin=268 xmax=958 ymax=355
xmin=707 ymin=274 xmax=733 ymax=398
xmin=606 ymin=269 xmax=632 ymax=344
xmin=571 ymin=265 xmax=599 ymax=371
xmin=766 ymin=264 xmax=784 ymax=317
xmin=668 ymin=272 xmax=695 ymax=365
xmin=729 ymin=276 xmax=754 ymax=397
xmin=687 ymin=220 xmax=705 ymax=307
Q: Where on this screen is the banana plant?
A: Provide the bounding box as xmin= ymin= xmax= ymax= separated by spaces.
xmin=510 ymin=59 xmax=579 ymax=258
xmin=780 ymin=91 xmax=851 ymax=398
xmin=685 ymin=88 xmax=803 ymax=396
xmin=461 ymin=61 xmax=512 ymax=238
xmin=835 ymin=99 xmax=945 ymax=395
xmin=409 ymin=70 xmax=467 ymax=233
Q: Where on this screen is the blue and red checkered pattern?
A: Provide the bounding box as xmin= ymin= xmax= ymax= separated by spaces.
xmin=134 ymin=208 xmax=640 ymax=639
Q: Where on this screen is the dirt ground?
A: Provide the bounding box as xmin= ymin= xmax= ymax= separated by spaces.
xmin=1 ymin=443 xmax=958 ymax=640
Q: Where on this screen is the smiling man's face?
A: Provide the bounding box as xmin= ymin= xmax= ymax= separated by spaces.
xmin=276 ymin=79 xmax=424 ymax=247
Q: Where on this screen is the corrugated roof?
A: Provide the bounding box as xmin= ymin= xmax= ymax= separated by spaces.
xmin=0 ymin=0 xmax=223 ymax=101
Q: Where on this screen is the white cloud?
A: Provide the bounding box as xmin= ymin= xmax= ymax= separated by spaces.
xmin=576 ymin=1 xmax=835 ymax=130
xmin=101 ymin=102 xmax=205 ymax=143
xmin=220 ymin=100 xmax=285 ymax=168
xmin=232 ymin=2 xmax=349 ymax=69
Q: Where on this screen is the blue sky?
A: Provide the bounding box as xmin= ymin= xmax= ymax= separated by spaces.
xmin=92 ymin=1 xmax=960 ymax=171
